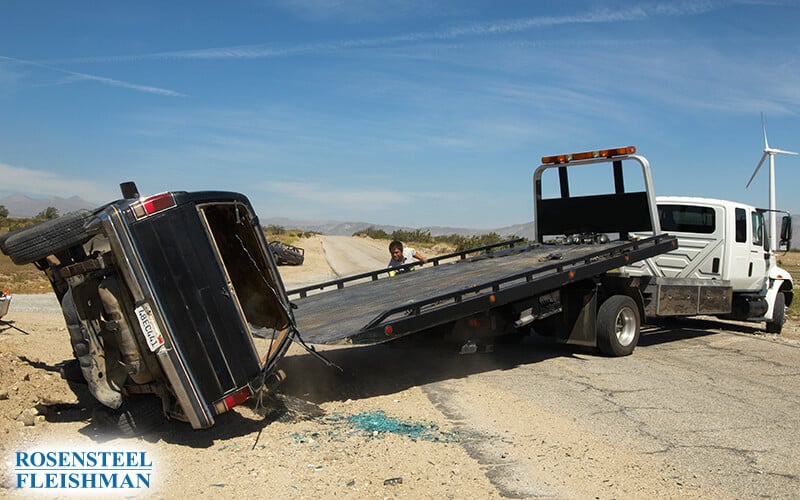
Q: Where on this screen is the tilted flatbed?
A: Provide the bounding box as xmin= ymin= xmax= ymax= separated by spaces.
xmin=289 ymin=235 xmax=676 ymax=345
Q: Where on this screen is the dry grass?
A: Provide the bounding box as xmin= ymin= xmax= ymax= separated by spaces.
xmin=1 ymin=224 xmax=53 ymax=293
xmin=777 ymin=250 xmax=800 ymax=275
xmin=0 ymin=253 xmax=51 ymax=293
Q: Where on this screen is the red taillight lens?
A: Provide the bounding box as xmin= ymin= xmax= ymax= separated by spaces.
xmin=131 ymin=192 xmax=177 ymax=220
xmin=214 ymin=386 xmax=253 ymax=414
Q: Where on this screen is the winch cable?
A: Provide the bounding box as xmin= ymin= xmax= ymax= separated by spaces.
xmin=234 ymin=230 xmax=343 ymax=426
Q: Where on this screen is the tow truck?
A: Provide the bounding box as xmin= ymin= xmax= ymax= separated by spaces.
xmin=288 ymin=146 xmax=680 ymax=356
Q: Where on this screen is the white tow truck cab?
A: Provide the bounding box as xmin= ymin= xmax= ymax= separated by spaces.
xmin=625 ymin=196 xmax=793 ymax=333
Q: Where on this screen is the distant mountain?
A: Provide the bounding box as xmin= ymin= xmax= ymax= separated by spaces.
xmin=262 ymin=217 xmax=534 ymax=239
xmin=0 ymin=194 xmax=96 ymax=218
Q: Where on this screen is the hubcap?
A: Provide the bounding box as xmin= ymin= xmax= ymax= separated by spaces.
xmin=614 ymin=307 xmax=636 ymax=346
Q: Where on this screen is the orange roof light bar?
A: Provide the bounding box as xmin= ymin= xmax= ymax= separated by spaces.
xmin=541 ymin=146 xmax=636 ymax=165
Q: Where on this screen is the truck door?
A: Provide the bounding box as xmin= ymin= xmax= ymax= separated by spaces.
xmin=729 ymin=207 xmax=767 ymax=291
xmin=747 ymin=209 xmax=768 ymax=290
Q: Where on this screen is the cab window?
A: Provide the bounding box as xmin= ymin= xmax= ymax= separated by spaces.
xmin=658 ymin=205 xmax=716 ymax=234
xmin=735 ymin=208 xmax=747 ymax=243
xmin=751 ymin=211 xmax=764 ymax=247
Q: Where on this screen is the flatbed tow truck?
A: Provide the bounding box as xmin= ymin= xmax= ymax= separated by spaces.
xmin=287 ymin=146 xmax=680 ymax=357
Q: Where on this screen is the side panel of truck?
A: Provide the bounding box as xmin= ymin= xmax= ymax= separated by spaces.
xmin=647 ymin=203 xmax=726 ymax=279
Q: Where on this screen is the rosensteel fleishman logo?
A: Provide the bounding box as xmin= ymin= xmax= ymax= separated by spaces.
xmin=14 ymin=450 xmax=153 ymax=490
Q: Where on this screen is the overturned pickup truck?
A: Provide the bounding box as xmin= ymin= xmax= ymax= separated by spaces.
xmin=0 ymin=183 xmax=296 ymax=434
xmin=269 ymin=240 xmax=305 ymax=266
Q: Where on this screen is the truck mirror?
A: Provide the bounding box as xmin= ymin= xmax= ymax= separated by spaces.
xmin=779 ymin=215 xmax=792 ymax=250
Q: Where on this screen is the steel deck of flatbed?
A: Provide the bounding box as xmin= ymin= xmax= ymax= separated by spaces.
xmin=289 ymin=235 xmax=677 ymax=345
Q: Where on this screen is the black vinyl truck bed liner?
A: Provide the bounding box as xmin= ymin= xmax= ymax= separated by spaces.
xmin=290 ymin=235 xmax=676 ymax=345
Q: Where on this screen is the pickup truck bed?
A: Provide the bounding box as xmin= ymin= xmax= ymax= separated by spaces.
xmin=289 ymin=235 xmax=676 ymax=345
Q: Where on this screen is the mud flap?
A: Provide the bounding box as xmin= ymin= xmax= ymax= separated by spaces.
xmin=553 ymin=281 xmax=598 ymax=347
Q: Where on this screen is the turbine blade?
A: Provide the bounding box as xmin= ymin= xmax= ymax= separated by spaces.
xmin=746 ymin=152 xmax=768 ymax=188
xmin=762 ymin=112 xmax=770 ymax=149
xmin=771 ymin=148 xmax=799 ymax=156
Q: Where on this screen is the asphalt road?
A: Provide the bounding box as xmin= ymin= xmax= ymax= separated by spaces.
xmin=428 ymin=321 xmax=800 ymax=497
xmin=319 ymin=235 xmax=388 ymax=277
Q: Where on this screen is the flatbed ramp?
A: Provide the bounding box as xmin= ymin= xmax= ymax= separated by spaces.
xmin=289 ymin=235 xmax=676 ymax=345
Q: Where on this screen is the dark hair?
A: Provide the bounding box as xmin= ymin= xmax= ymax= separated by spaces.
xmin=389 ymin=240 xmax=403 ymax=252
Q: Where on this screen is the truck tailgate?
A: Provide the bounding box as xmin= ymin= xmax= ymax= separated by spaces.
xmin=291 ymin=235 xmax=676 ymax=345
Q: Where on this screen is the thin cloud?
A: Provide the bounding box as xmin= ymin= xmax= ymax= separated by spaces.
xmin=45 ymin=2 xmax=732 ymax=64
xmin=0 ymin=55 xmax=185 ymax=97
xmin=0 ymin=162 xmax=114 ymax=202
xmin=275 ymin=0 xmax=454 ymax=23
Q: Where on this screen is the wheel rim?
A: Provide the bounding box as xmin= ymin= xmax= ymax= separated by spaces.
xmin=614 ymin=307 xmax=637 ymax=346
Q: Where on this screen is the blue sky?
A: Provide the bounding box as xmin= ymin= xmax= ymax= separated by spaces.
xmin=1 ymin=0 xmax=799 ymax=229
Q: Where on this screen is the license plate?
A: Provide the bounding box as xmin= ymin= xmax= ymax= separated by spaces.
xmin=135 ymin=303 xmax=165 ymax=352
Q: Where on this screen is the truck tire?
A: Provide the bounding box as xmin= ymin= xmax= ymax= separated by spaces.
xmin=0 ymin=210 xmax=96 ymax=265
xmin=597 ymin=295 xmax=640 ymax=357
xmin=766 ymin=292 xmax=786 ymax=334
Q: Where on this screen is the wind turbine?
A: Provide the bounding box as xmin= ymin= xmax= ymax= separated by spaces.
xmin=745 ymin=113 xmax=798 ymax=251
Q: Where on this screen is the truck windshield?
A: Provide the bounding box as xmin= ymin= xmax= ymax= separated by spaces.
xmin=658 ymin=204 xmax=715 ymax=234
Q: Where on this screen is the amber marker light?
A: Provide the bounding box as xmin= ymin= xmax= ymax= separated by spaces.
xmin=541 ymin=146 xmax=636 ymax=165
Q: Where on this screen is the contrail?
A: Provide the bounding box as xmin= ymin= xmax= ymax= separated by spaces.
xmin=41 ymin=1 xmax=732 ymax=64
xmin=0 ymin=55 xmax=185 ymax=97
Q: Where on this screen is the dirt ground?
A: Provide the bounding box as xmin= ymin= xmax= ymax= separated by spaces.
xmin=0 ymin=236 xmax=797 ymax=498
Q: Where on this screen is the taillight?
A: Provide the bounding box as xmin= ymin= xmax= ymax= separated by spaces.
xmin=213 ymin=386 xmax=253 ymax=414
xmin=130 ymin=192 xmax=177 ymax=220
